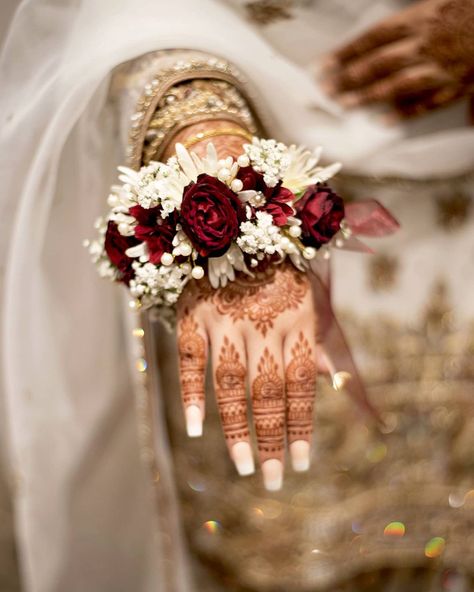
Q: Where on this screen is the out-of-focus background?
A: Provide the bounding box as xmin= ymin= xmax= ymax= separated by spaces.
xmin=1 ymin=4 xmax=22 ymax=591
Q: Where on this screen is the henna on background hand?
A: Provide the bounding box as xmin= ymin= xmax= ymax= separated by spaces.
xmin=190 ymin=265 xmax=309 ymax=337
xmin=421 ymin=0 xmax=474 ymax=85
xmin=177 ymin=311 xmax=206 ymax=408
xmin=215 ymin=337 xmax=249 ymax=445
xmin=251 ymin=348 xmax=285 ymax=462
xmin=285 ymin=332 xmax=317 ymax=444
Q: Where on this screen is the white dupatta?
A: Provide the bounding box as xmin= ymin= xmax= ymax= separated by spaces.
xmin=1 ymin=1 xmax=473 ymax=591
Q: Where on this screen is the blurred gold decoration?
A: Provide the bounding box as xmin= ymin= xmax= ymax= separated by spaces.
xmin=154 ymin=278 xmax=474 ymax=591
xmin=436 ymin=192 xmax=471 ymax=230
xmin=245 ymin=1 xmax=294 ymax=25
xmin=368 ymin=253 xmax=399 ymax=292
xmin=332 ymin=371 xmax=352 ymax=391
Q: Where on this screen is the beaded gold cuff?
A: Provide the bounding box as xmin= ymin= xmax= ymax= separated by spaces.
xmin=146 ymin=79 xmax=257 ymax=163
xmin=129 ymin=70 xmax=262 ymax=168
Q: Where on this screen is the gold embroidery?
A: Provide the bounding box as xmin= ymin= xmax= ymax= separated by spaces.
xmin=436 ymin=192 xmax=471 ymax=230
xmin=125 ymin=54 xmax=264 ymax=170
xmin=245 ymin=0 xmax=294 ymax=25
xmin=145 ymin=79 xmax=257 ymax=164
xmin=367 ymin=253 xmax=399 ymax=292
xmin=156 ymin=279 xmax=474 ymax=590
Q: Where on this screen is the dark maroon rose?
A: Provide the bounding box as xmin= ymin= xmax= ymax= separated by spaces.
xmin=236 ymin=166 xmax=294 ymax=225
xmin=180 ymin=173 xmax=245 ymax=257
xmin=104 ymin=221 xmax=139 ymax=285
xmin=296 ymin=184 xmax=344 ymax=248
xmin=129 ymin=205 xmax=175 ymax=265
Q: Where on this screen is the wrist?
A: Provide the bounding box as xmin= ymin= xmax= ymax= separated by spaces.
xmin=162 ymin=119 xmax=252 ymax=160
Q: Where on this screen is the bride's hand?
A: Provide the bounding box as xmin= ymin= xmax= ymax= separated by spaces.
xmin=176 ymin=263 xmax=319 ymax=491
xmin=164 ymin=121 xmax=322 ymax=491
xmin=321 ymin=0 xmax=474 ymax=120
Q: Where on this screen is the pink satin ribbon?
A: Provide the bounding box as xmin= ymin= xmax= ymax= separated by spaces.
xmin=309 ymin=200 xmax=399 ymax=424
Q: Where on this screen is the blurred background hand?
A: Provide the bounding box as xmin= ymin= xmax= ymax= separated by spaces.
xmin=320 ymin=0 xmax=474 ymax=120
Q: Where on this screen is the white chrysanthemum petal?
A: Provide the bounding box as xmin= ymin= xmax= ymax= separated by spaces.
xmin=175 ymin=143 xmax=199 ymax=181
xmin=311 ymin=162 xmax=342 ymax=184
xmin=190 ymin=151 xmax=205 ymax=172
xmin=289 ymin=251 xmax=307 ymax=272
xmin=282 ymin=145 xmax=342 ymax=192
xmin=117 ymin=166 xmax=140 ymax=183
xmin=208 ymin=244 xmax=249 ymax=288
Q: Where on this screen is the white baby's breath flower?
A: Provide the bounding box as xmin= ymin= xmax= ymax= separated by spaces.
xmin=84 ymin=217 xmax=118 ymax=280
xmin=243 ymin=138 xmax=291 ymax=187
xmin=129 ymin=260 xmax=190 ymax=309
xmin=237 ymin=211 xmax=284 ymax=256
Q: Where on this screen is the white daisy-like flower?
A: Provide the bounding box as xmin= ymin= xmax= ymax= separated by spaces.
xmin=174 ymin=142 xmax=239 ymax=188
xmin=282 ymin=145 xmax=342 ymax=194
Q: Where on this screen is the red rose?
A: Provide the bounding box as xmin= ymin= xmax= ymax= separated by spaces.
xmin=180 ymin=173 xmax=245 ymax=257
xmin=104 ymin=221 xmax=139 ymax=285
xmin=296 ymin=185 xmax=344 ymax=247
xmin=237 ymin=166 xmax=294 ymax=226
xmin=129 ymin=205 xmax=174 ymax=265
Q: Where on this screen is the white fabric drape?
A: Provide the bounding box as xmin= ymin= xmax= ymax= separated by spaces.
xmin=1 ymin=1 xmax=473 ymax=591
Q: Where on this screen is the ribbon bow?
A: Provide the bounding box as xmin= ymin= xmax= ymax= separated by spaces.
xmin=309 ymin=199 xmax=399 ymax=424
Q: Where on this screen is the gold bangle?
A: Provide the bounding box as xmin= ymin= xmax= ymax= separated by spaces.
xmin=182 ymin=127 xmax=253 ymax=149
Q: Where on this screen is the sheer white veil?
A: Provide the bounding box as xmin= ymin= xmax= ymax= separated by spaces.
xmin=1 ymin=1 xmax=473 ymax=591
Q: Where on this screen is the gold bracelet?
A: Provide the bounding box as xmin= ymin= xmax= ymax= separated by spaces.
xmin=182 ymin=127 xmax=253 ymax=149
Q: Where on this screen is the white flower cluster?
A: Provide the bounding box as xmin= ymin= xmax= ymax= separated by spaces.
xmin=118 ymin=160 xmax=186 ymax=217
xmin=238 ymin=211 xmax=283 ymax=256
xmin=83 ymin=217 xmax=118 ymax=280
xmin=244 ymin=138 xmax=291 ymax=187
xmin=129 ymin=260 xmax=190 ymax=307
xmin=86 ymin=136 xmax=345 ymax=313
xmin=237 ymin=212 xmax=311 ymax=270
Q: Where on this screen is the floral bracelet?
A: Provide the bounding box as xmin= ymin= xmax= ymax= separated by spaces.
xmin=85 ymin=137 xmax=362 ymax=314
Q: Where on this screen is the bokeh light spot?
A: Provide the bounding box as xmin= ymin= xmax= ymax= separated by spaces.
xmin=384 ymin=521 xmax=406 ymax=537
xmin=425 ymin=536 xmax=446 ymax=558
xmin=203 ymin=520 xmax=221 ymax=534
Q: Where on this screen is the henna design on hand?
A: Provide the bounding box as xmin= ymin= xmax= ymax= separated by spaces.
xmin=285 ymin=332 xmax=317 ymax=444
xmin=421 ymin=0 xmax=474 ymax=85
xmin=177 ymin=311 xmax=206 ymax=408
xmin=189 ymin=265 xmax=309 ymax=337
xmin=215 ymin=337 xmax=249 ymax=445
xmin=252 ymin=348 xmax=285 ymax=462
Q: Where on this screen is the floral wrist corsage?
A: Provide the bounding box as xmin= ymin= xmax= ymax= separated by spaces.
xmin=85 ymin=138 xmax=364 ymax=312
